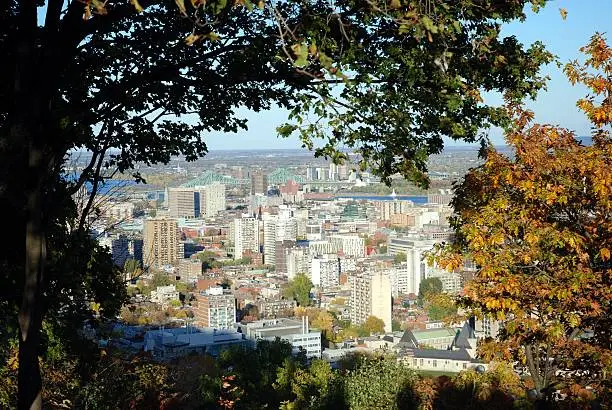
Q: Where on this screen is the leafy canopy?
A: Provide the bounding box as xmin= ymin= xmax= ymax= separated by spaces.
xmin=437 ymin=33 xmax=612 ymax=402
xmin=283 ymin=273 xmax=313 ymax=307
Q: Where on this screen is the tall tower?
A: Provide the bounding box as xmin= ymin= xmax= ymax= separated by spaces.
xmin=250 ymin=170 xmax=268 ymax=195
xmin=200 ymin=182 xmax=226 ymax=217
xmin=143 ymin=218 xmax=179 ymax=268
xmin=232 ymin=216 xmax=260 ymax=260
xmin=350 ymin=272 xmax=392 ymax=333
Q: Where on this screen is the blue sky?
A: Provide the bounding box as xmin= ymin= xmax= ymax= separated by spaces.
xmin=206 ymin=0 xmax=612 ymax=150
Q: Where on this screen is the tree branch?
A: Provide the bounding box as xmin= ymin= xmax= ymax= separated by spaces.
xmin=78 ymin=141 xmax=109 ymax=232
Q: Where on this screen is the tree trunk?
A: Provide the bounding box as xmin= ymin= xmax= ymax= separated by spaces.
xmin=12 ymin=1 xmax=65 ymax=408
xmin=17 ymin=143 xmax=46 ymax=410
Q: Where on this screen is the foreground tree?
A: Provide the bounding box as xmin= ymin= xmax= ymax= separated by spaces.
xmin=1 ymin=0 xmax=554 ymax=407
xmin=437 ymin=34 xmax=612 ymax=405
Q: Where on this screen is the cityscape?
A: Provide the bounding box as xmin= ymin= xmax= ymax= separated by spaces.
xmin=88 ymin=147 xmax=475 ymax=369
xmin=1 ymin=0 xmax=610 ymax=409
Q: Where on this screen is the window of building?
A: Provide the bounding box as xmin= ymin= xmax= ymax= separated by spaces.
xmin=463 ymin=363 xmax=467 ymax=369
xmin=432 ymin=360 xmax=437 ymax=368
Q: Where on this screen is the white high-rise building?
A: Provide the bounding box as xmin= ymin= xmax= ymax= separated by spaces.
xmin=231 ymin=216 xmax=260 ymax=260
xmin=329 ymin=235 xmax=365 ymax=257
xmin=286 ymin=247 xmax=309 ymax=279
xmin=349 ymin=272 xmax=392 ymax=333
xmin=388 ymin=237 xmax=441 ymax=295
xmin=199 ymin=182 xmax=226 ymax=218
xmin=263 ymin=216 xmax=278 ymax=266
xmin=263 ymin=214 xmax=298 ymax=266
xmin=310 ymin=254 xmax=340 ymax=289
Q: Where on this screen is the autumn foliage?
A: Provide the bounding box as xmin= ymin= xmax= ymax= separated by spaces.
xmin=437 ymin=33 xmax=612 ymax=403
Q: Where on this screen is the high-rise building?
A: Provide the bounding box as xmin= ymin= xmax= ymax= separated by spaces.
xmin=263 ymin=214 xmax=297 ymax=265
xmin=168 ymin=187 xmax=200 ymax=218
xmin=286 ymin=246 xmax=309 ymax=279
xmin=350 ymin=272 xmax=392 ymax=333
xmin=231 ymin=216 xmax=260 ymax=260
xmin=329 ymin=235 xmax=365 ymax=257
xmin=111 ymin=234 xmax=130 ymax=267
xmin=375 ymin=200 xmax=414 ymax=220
xmin=388 ymin=237 xmax=439 ymax=295
xmin=194 ymin=287 xmax=236 ymax=329
xmin=263 ymin=217 xmax=278 ymax=265
xmin=250 ymin=170 xmax=268 ymax=195
xmin=275 ymin=240 xmax=296 ymax=274
xmin=310 ymin=255 xmax=340 ymax=289
xmin=200 ymin=182 xmax=226 ymax=218
xmin=131 ymin=238 xmax=143 ymax=264
xmin=143 ymin=218 xmax=180 ymax=268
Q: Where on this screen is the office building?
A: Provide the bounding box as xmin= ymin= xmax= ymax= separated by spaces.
xmin=200 ymin=182 xmax=226 ymax=217
xmin=350 ymin=272 xmax=392 ymax=333
xmin=111 ymin=234 xmax=130 ymax=267
xmin=168 ymin=187 xmax=200 ymax=218
xmin=250 ymin=170 xmax=268 ymax=195
xmin=244 ymin=318 xmax=321 ymax=359
xmin=143 ymin=218 xmax=180 ymax=268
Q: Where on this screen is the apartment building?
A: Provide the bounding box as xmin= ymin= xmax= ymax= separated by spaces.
xmin=194 ymin=287 xmax=236 ymax=329
xmin=143 ymin=218 xmax=180 ymax=268
xmin=350 ymin=272 xmax=392 ymax=333
xmin=231 ymin=216 xmax=260 ymax=260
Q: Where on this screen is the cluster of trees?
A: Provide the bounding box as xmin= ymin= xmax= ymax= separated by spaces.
xmin=1 ymin=336 xmax=566 ymax=409
xmin=197 ymin=251 xmax=253 ymax=271
xmin=294 ymin=306 xmax=386 ymax=345
xmin=393 ymin=252 xmax=408 ymax=264
xmin=417 ymin=277 xmax=458 ymax=322
xmin=282 ymin=273 xmax=314 ymax=307
xmin=120 ymin=303 xmax=192 ymax=326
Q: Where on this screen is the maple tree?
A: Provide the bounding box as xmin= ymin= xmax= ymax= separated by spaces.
xmin=1 ymin=0 xmax=554 ymax=407
xmin=437 ymin=33 xmax=612 ymax=405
